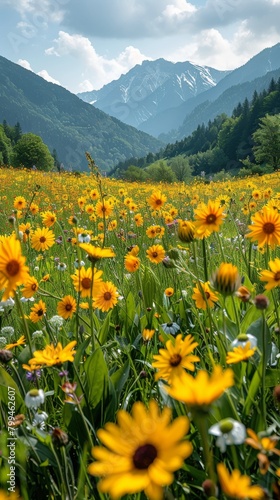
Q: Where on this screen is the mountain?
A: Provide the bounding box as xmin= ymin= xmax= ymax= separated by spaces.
xmin=139 ymin=43 xmax=280 ymax=139
xmin=0 ymin=56 xmax=163 ymax=172
xmin=77 ymin=59 xmax=229 ymax=132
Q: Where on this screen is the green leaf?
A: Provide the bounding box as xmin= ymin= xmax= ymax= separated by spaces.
xmin=0 ymin=366 xmax=23 ymax=413
xmin=84 ymin=348 xmax=109 ymax=408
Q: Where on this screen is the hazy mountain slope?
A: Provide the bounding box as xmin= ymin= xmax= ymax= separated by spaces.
xmin=0 ymin=56 xmax=162 ymax=171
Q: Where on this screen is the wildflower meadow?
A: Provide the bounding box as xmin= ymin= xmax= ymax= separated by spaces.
xmin=1 ymin=158 xmax=280 ymax=500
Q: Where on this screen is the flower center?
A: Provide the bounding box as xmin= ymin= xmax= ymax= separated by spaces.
xmin=40 ymin=236 xmax=46 ymax=243
xmin=206 ymin=214 xmax=216 ymax=224
xmin=31 ymin=283 xmax=37 ymax=291
xmin=263 ymin=222 xmax=275 ymax=234
xmin=65 ymin=304 xmax=73 ymax=311
xmin=133 ymin=444 xmax=157 ymax=469
xmin=169 ymin=354 xmax=182 ymax=367
xmin=81 ymin=277 xmax=91 ymax=289
xmin=104 ymin=292 xmax=112 ymax=301
xmin=37 ymin=309 xmax=44 ymax=317
xmin=6 ymin=260 xmax=20 ymax=277
xmin=155 ymin=199 xmax=162 ymax=205
xmin=274 ymin=272 xmax=280 ymax=281
xmin=152 ymin=252 xmax=158 ymax=258
xmin=205 ymin=291 xmax=210 ymax=299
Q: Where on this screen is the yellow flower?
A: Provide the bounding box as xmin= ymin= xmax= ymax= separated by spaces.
xmin=164 ymin=287 xmax=174 ymax=297
xmin=142 ymin=328 xmax=155 ymax=341
xmin=260 ymin=258 xmax=280 ymax=290
xmin=41 ymin=211 xmax=57 ymax=227
xmin=177 ymin=219 xmax=195 ymax=243
xmin=246 ymin=429 xmax=280 ymax=456
xmin=192 ymin=281 xmax=219 ymax=310
xmin=88 ymin=399 xmax=193 ymax=500
xmin=57 ymin=295 xmax=77 ymax=319
xmin=0 ymin=235 xmax=30 ymax=300
xmin=71 ymin=267 xmax=103 ymax=298
xmin=26 ymin=341 xmax=77 ymax=368
xmin=211 ymin=262 xmax=241 ymax=296
xmin=93 ymin=281 xmax=118 ymax=312
xmin=134 ymin=213 xmax=143 ymax=227
xmin=194 ymin=200 xmax=226 ymax=238
xmin=166 ymin=365 xmax=234 ymax=409
xmin=217 ymin=463 xmax=264 ymax=499
xmin=246 ymin=206 xmax=280 ymax=248
xmin=153 ymin=334 xmax=200 ymax=382
xmin=29 ymin=300 xmax=46 ymax=323
xmin=31 ymin=227 xmax=55 ymax=251
xmin=96 ymin=199 xmax=113 ymax=219
xmin=146 ymin=244 xmax=165 ymax=264
xmin=13 ymin=196 xmax=26 ymax=210
xmin=5 ymin=335 xmax=26 ymax=350
xmin=226 ymin=342 xmax=257 ymax=364
xmin=79 ymin=243 xmax=115 ymax=263
xmin=19 ymin=222 xmax=32 ymax=242
xmin=147 ymin=191 xmax=167 ymax=211
xmin=124 ymin=254 xmax=141 ymax=272
xmin=22 ymin=276 xmax=39 ymax=298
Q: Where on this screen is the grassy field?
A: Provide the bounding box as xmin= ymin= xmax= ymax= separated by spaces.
xmin=1 ymin=163 xmax=280 ymax=499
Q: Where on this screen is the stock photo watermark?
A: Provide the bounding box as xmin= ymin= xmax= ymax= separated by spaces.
xmin=6 ymin=386 xmax=17 ymax=493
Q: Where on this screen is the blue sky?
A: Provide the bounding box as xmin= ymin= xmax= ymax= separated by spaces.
xmin=0 ymin=0 xmax=280 ymax=93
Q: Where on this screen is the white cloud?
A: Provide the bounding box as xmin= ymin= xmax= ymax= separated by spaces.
xmin=46 ymin=32 xmax=151 ymax=89
xmin=17 ymin=58 xmax=33 ymax=70
xmin=37 ymin=69 xmax=61 ymax=85
xmin=1 ymin=0 xmax=65 ymax=22
xmin=17 ymin=58 xmax=61 ymax=85
xmin=78 ymin=80 xmax=94 ymax=93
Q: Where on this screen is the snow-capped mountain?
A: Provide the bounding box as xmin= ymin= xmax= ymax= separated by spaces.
xmin=77 ymin=59 xmax=229 ymax=130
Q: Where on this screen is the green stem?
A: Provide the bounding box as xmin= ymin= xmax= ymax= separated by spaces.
xmin=194 ymin=413 xmax=216 ymax=490
xmin=201 ymin=238 xmax=208 ymax=282
xmin=261 ymin=311 xmax=267 ymax=424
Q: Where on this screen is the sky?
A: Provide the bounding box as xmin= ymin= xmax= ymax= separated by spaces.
xmin=0 ymin=0 xmax=280 ymax=94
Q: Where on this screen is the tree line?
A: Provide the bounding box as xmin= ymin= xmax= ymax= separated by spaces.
xmin=110 ymin=77 xmax=280 ymax=181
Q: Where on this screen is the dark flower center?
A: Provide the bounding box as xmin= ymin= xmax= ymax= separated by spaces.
xmin=81 ymin=277 xmax=91 ymax=289
xmin=263 ymin=222 xmax=275 ymax=234
xmin=40 ymin=236 xmax=46 ymax=243
xmin=65 ymin=304 xmax=73 ymax=311
xmin=274 ymin=272 xmax=280 ymax=281
xmin=133 ymin=444 xmax=157 ymax=469
xmin=206 ymin=214 xmax=216 ymax=224
xmin=169 ymin=354 xmax=182 ymax=367
xmin=155 ymin=199 xmax=162 ymax=205
xmin=6 ymin=260 xmax=20 ymax=277
xmin=31 ymin=283 xmax=37 ymax=291
xmin=152 ymin=252 xmax=158 ymax=258
xmin=104 ymin=292 xmax=112 ymax=301
xmin=37 ymin=309 xmax=44 ymax=317
xmin=205 ymin=291 xmax=210 ymax=299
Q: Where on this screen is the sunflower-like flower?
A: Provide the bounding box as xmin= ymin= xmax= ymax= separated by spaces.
xmin=88 ymin=399 xmax=193 ymax=500
xmin=146 ymin=244 xmax=165 ymax=264
xmin=217 ymin=463 xmax=264 ymax=499
xmin=193 ymin=200 xmax=226 ymax=238
xmin=192 ymin=281 xmax=219 ymax=310
xmin=22 ymin=275 xmax=39 ymax=298
xmin=166 ymin=365 xmax=234 ymax=410
xmin=124 ymin=253 xmax=141 ymax=272
xmin=0 ymin=235 xmax=30 ymax=300
xmin=41 ymin=211 xmax=57 ymax=228
xmin=26 ymin=340 xmax=77 ymax=368
xmin=211 ymin=262 xmax=241 ymax=296
xmin=31 ymin=227 xmax=55 ymax=252
xmin=142 ymin=328 xmax=155 ymax=341
xmin=57 ymin=295 xmax=77 ymax=319
xmin=5 ymin=335 xmax=26 ymax=350
xmin=177 ymin=219 xmax=195 ymax=243
xmin=226 ymin=341 xmax=257 ymax=364
xmin=14 ymin=196 xmax=26 ymax=210
xmin=260 ymin=258 xmax=280 ymax=290
xmin=246 ymin=206 xmax=280 ymax=248
xmin=93 ymin=281 xmax=118 ymax=312
xmin=29 ymin=299 xmax=46 ymax=323
xmin=246 ymin=429 xmax=280 ymax=457
xmin=79 ymin=242 xmax=115 ymax=263
xmin=152 ymin=334 xmax=200 ymax=382
xmin=95 ymin=199 xmax=114 ymax=219
xmin=147 ymin=190 xmax=167 ymax=211
xmin=71 ymin=267 xmax=103 ymax=298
